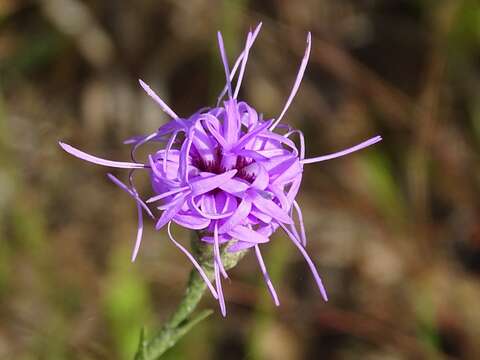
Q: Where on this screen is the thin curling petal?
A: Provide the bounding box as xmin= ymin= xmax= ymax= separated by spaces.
xmin=155 ymin=194 xmax=187 ymax=230
xmin=228 ymin=225 xmax=269 ymax=244
xmin=280 ymin=223 xmax=328 ymax=301
xmin=138 ymin=79 xmax=180 ymax=120
xmin=217 ymin=31 xmax=233 ymax=99
xmin=285 ymin=129 xmax=305 ymax=160
xmin=173 ymin=212 xmax=211 ymax=229
xmin=293 ymin=200 xmax=307 ymax=247
xmin=252 ymin=194 xmax=293 ymax=225
xmin=233 ymin=31 xmax=253 ymax=98
xmin=214 ymin=260 xmax=227 ymax=317
xmin=254 ymin=245 xmax=280 ymax=306
xmin=187 ymin=197 xmax=234 ymax=220
xmin=217 ymin=22 xmax=262 ymax=105
xmin=214 ymin=223 xmax=228 ymax=279
xmin=106 ymin=173 xmax=149 ymax=262
xmin=59 ymin=142 xmax=146 ymax=169
xmin=270 ymin=32 xmax=312 ymax=130
xmin=131 ymin=201 xmax=144 ymax=262
xmin=167 ymin=222 xmax=218 ymax=299
xmin=107 ymin=173 xmax=154 ymax=219
xmin=146 ymin=186 xmax=190 ymax=203
xmin=301 ymin=135 xmax=383 ymax=164
xmin=163 ymin=130 xmax=179 ymax=172
xmin=232 ymin=120 xmax=273 ymax=152
xmin=218 ymin=198 xmax=252 ymax=233
xmin=130 ymin=131 xmax=159 ymax=162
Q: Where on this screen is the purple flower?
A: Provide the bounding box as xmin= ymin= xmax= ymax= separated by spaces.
xmin=59 ymin=24 xmax=381 ymax=316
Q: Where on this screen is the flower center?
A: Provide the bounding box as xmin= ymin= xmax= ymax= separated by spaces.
xmin=191 ymin=146 xmax=255 ymax=183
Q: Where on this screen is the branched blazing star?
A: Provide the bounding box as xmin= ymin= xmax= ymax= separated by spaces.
xmin=60 ymin=24 xmax=381 ymax=316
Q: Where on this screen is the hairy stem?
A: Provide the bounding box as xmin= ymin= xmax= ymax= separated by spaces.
xmin=134 ymin=235 xmax=246 ymax=360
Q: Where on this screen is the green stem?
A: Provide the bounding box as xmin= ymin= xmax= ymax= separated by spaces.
xmin=134 ymin=235 xmax=246 ymax=360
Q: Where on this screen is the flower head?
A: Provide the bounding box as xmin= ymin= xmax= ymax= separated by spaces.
xmin=59 ymin=24 xmax=382 ymax=316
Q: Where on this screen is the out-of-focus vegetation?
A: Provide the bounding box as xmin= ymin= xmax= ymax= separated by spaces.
xmin=1 ymin=0 xmax=480 ymax=359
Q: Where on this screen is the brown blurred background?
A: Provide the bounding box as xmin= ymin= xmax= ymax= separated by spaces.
xmin=1 ymin=0 xmax=480 ymax=359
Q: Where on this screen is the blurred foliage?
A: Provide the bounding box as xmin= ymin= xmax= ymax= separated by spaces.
xmin=1 ymin=0 xmax=480 ymax=359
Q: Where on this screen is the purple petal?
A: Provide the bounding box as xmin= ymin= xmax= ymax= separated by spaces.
xmin=247 ymin=163 xmax=269 ymax=190
xmin=173 ymin=212 xmax=211 ymax=230
xmin=238 ymin=101 xmax=259 ymax=127
xmin=284 ymin=129 xmax=305 ymax=160
xmin=200 ymin=114 xmax=228 ymax=149
xmin=139 ymin=79 xmax=180 ymax=120
xmin=214 ymin=223 xmax=228 ymax=279
xmin=155 ymin=194 xmax=187 ymax=230
xmin=270 ymin=32 xmax=311 ymax=130
xmin=106 ymin=173 xmax=154 ymax=219
xmin=234 ymin=149 xmax=269 ymax=162
xmin=217 ymin=32 xmax=233 ymax=99
xmin=301 ymin=135 xmax=383 ymax=164
xmin=233 ymin=31 xmax=253 ymax=98
xmin=129 ymin=131 xmax=159 ymax=162
xmin=280 ymin=223 xmax=328 ymax=301
xmin=167 ymin=222 xmax=218 ymax=299
xmin=257 ymin=132 xmax=298 ymax=155
xmin=214 ymin=261 xmax=227 ymax=317
xmin=254 ymin=245 xmax=280 ymax=306
xmin=293 ymin=200 xmax=307 ymax=246
xmin=187 ymin=196 xmax=233 ymax=219
xmin=218 ymin=198 xmax=252 ymax=233
xmin=179 ymin=131 xmax=195 ymax=182
xmin=252 ymin=193 xmax=293 ymax=224
xmin=216 ymin=192 xmax=237 ymax=214
xmin=201 ymin=233 xmax=231 ymax=244
xmin=217 ymin=23 xmax=263 ymax=105
xmin=59 ymin=142 xmax=146 ymax=169
xmin=232 ymin=120 xmax=273 ymax=152
xmin=222 ymin=99 xmax=241 ymax=147
xmin=131 ymin=200 xmax=144 ymax=262
xmin=250 ymin=207 xmax=272 ymax=223
xmin=228 ymin=225 xmax=269 ymax=244
xmin=227 ymin=240 xmax=256 ymax=252
xmin=192 ymin=121 xmax=216 ymax=162
xmin=147 ymin=186 xmax=190 ymax=203
xmin=268 ymin=185 xmax=290 ymax=211
xmin=163 ymin=130 xmax=180 ymax=172
xmin=190 ymin=170 xmax=237 ymax=196
xmin=218 ymin=177 xmax=250 ymax=196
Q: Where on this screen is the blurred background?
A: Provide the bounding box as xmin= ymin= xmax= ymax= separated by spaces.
xmin=1 ymin=0 xmax=480 ymax=359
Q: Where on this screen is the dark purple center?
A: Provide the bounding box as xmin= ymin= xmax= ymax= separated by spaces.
xmin=191 ymin=146 xmax=255 ymax=183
